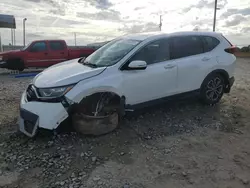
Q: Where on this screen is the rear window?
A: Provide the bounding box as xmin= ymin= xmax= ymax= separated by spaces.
xmin=201 ymin=36 xmax=220 ymax=52
xmin=171 ymin=36 xmax=203 ymax=59
xmin=49 ymin=41 xmax=65 ymax=50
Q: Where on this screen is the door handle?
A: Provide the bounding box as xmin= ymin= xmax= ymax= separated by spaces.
xmin=164 ymin=64 xmax=176 ymax=69
xmin=202 ymin=57 xmax=210 ymax=61
xmin=60 ymin=52 xmax=64 ymax=54
xmin=44 ymin=52 xmax=48 ymax=55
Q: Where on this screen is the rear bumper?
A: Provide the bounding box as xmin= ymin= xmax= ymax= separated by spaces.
xmin=19 ymin=92 xmax=69 ymax=137
xmin=229 ymin=76 xmax=235 ymax=87
xmin=225 ymin=76 xmax=235 ymax=93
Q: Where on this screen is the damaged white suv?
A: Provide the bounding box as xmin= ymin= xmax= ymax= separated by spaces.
xmin=19 ymin=31 xmax=236 ymax=137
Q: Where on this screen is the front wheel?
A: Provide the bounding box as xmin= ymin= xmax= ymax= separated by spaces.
xmin=200 ymin=74 xmax=224 ymax=105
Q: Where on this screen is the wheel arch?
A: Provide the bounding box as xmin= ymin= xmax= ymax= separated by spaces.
xmin=201 ymin=69 xmax=229 ymax=91
xmin=70 ymin=90 xmax=126 ymax=117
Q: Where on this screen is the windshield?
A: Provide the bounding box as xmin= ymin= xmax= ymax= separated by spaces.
xmin=83 ymin=38 xmax=141 ymax=67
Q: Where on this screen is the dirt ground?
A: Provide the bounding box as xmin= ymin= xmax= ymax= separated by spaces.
xmin=0 ymin=58 xmax=250 ymax=188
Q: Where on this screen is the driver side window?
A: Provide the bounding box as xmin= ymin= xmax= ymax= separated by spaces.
xmin=30 ymin=42 xmax=47 ymax=52
xmin=130 ymin=39 xmax=170 ymax=65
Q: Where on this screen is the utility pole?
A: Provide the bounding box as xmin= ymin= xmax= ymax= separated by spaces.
xmin=23 ymin=18 xmax=27 ymax=46
xmin=0 ymin=33 xmax=2 ymax=52
xmin=74 ymin=33 xmax=77 ymax=46
xmin=213 ymin=0 xmax=218 ymax=32
xmin=159 ymin=15 xmax=162 ymax=31
xmin=14 ymin=29 xmax=16 ymax=45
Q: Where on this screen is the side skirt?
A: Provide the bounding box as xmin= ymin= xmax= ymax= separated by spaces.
xmin=125 ymin=89 xmax=200 ymax=111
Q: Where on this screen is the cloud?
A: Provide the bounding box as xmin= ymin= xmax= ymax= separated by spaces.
xmin=88 ymin=0 xmax=113 ymax=9
xmin=77 ymin=10 xmax=121 ymax=22
xmin=183 ymin=0 xmax=227 ymax=12
xmin=119 ymin=22 xmax=159 ymax=33
xmin=134 ymin=6 xmax=146 ymax=11
xmin=24 ymin=0 xmax=66 ymax=16
xmin=0 ymin=0 xmax=249 ymax=46
xmin=221 ymin=8 xmax=250 ymax=18
xmin=240 ymin=27 xmax=250 ymax=34
xmin=224 ymin=14 xmax=247 ymax=27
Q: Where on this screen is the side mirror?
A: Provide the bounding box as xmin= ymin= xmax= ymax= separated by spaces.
xmin=128 ymin=60 xmax=147 ymax=70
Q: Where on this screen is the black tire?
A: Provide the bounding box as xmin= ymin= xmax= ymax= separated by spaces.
xmin=17 ymin=60 xmax=25 ymax=71
xmin=18 ymin=66 xmax=24 ymax=71
xmin=7 ymin=59 xmax=24 ymax=71
xmin=200 ymin=74 xmax=224 ymax=105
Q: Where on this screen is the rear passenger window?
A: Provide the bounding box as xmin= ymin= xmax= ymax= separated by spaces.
xmin=171 ymin=36 xmax=203 ymax=59
xmin=130 ymin=39 xmax=170 ymax=65
xmin=202 ymin=36 xmax=220 ymax=52
xmin=49 ymin=41 xmax=65 ymax=50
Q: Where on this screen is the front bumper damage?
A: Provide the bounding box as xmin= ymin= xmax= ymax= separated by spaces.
xmin=19 ymin=91 xmax=69 ymax=137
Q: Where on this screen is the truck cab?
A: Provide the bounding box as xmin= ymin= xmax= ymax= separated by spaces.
xmin=0 ymin=40 xmax=95 ymax=71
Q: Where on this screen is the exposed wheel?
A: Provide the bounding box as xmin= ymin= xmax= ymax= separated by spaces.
xmin=200 ymin=74 xmax=224 ymax=105
xmin=71 ymin=92 xmax=121 ymax=136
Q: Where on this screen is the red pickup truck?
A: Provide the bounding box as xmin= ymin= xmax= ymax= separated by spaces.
xmin=0 ymin=40 xmax=96 ymax=71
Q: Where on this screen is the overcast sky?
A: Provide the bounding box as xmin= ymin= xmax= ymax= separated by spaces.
xmin=0 ymin=0 xmax=249 ymax=46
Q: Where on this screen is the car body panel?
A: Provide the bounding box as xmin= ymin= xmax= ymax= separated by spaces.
xmin=19 ymin=91 xmax=68 ymax=137
xmin=18 ymin=31 xmax=237 ymax=137
xmin=33 ymin=59 xmax=106 ymax=88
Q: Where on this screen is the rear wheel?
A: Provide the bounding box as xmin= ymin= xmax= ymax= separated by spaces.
xmin=200 ymin=74 xmax=224 ymax=105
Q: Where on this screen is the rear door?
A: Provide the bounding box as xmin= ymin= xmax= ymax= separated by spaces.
xmin=170 ymin=35 xmax=217 ymax=93
xmin=48 ymin=41 xmax=68 ymax=65
xmin=26 ymin=41 xmax=50 ymax=67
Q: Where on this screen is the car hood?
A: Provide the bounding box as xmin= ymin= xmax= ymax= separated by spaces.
xmin=33 ymin=58 xmax=106 ymax=88
xmin=0 ymin=49 xmax=21 ymax=56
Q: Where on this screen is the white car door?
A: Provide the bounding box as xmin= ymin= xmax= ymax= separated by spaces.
xmin=120 ymin=38 xmax=178 ymax=105
xmin=170 ymin=35 xmax=218 ymax=93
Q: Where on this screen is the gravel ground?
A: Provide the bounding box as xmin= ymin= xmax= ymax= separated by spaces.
xmin=0 ymin=58 xmax=250 ymax=188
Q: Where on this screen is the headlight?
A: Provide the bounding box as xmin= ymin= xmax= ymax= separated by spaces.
xmin=38 ymin=85 xmax=74 ymax=98
xmin=0 ymin=56 xmax=3 ymax=61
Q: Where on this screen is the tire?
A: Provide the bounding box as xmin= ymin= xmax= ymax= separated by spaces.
xmin=17 ymin=60 xmax=25 ymax=71
xmin=200 ymin=74 xmax=225 ymax=105
xmin=7 ymin=59 xmax=24 ymax=71
xmin=18 ymin=66 xmax=24 ymax=71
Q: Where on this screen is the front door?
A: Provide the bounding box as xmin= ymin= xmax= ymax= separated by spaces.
xmin=48 ymin=41 xmax=68 ymax=66
xmin=121 ymin=38 xmax=178 ymax=105
xmin=26 ymin=41 xmax=50 ymax=67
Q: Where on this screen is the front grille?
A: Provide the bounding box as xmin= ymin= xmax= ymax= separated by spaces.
xmin=20 ymin=108 xmax=39 ymax=135
xmin=26 ymin=85 xmax=37 ymax=101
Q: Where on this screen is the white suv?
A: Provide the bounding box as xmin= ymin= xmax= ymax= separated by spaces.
xmin=19 ymin=31 xmax=236 ymax=137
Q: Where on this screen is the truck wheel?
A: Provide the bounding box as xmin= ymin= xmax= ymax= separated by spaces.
xmin=200 ymin=74 xmax=224 ymax=105
xmin=7 ymin=59 xmax=25 ymax=71
xmin=17 ymin=60 xmax=25 ymax=71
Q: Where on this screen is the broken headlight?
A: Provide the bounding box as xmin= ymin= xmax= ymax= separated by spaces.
xmin=38 ymin=85 xmax=74 ymax=98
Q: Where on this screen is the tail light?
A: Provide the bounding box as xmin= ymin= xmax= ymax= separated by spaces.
xmin=224 ymin=46 xmax=237 ymax=54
